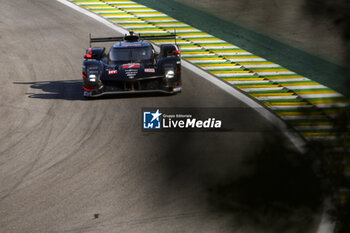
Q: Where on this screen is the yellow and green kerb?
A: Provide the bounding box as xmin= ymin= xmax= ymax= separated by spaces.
xmin=72 ymin=0 xmax=349 ymax=144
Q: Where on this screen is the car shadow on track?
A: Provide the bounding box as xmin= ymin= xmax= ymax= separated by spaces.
xmin=14 ymin=80 xmax=171 ymax=101
xmin=14 ymin=80 xmax=84 ymax=101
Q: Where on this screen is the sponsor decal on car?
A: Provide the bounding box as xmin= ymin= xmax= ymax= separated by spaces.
xmin=122 ymin=64 xmax=140 ymax=69
xmin=108 ymin=70 xmax=118 ymax=75
xmin=122 ymin=43 xmax=142 ymax=47
xmin=125 ymin=69 xmax=138 ymax=79
xmin=144 ymin=68 xmax=155 ymax=73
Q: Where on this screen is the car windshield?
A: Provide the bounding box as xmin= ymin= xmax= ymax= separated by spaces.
xmin=109 ymin=47 xmax=152 ymax=62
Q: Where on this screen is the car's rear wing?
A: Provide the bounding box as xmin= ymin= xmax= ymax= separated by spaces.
xmin=89 ymin=31 xmax=177 ymax=47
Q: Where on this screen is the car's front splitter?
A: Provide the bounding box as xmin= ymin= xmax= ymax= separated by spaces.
xmin=83 ymin=86 xmax=182 ymax=98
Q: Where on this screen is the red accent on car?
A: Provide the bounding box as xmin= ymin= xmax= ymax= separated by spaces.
xmin=170 ymin=81 xmax=182 ymax=87
xmin=84 ymin=48 xmax=92 ymax=59
xmin=173 ymin=50 xmax=180 ymax=55
xmin=84 ymin=87 xmax=94 ymax=91
xmin=108 ymin=70 xmax=118 ymax=75
xmin=82 ymin=72 xmax=87 ymax=78
xmin=122 ymin=43 xmax=142 ymax=47
xmin=122 ymin=64 xmax=140 ymax=69
xmin=144 ymin=68 xmax=155 ymax=73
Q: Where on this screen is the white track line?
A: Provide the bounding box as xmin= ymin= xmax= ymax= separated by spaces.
xmin=182 ymin=54 xmax=216 ymax=57
xmin=123 ymin=25 xmax=157 ymax=28
xmin=145 ymin=20 xmax=178 ymax=22
xmin=228 ymin=80 xmax=271 ymax=84
xmin=299 ymin=93 xmax=343 ymax=98
xmin=122 ymin=10 xmax=157 ymax=12
xmin=271 ymin=78 xmax=310 ymax=82
xmin=85 ymin=6 xmax=113 ymax=9
xmin=256 ymin=96 xmax=299 ymax=100
xmin=155 ymin=24 xmax=191 ymax=27
xmin=201 ymin=66 xmax=242 ymax=69
xmin=201 ymin=46 xmax=238 ymax=49
xmin=216 ymin=52 xmax=252 ymax=55
xmin=243 ymin=64 xmax=281 ymax=68
xmin=286 ymin=85 xmax=326 ymax=89
xmin=255 ymin=71 xmax=296 ymax=75
xmin=268 ymin=105 xmax=314 ymax=109
xmin=179 ymin=35 xmax=213 ymax=38
xmin=215 ymin=73 xmax=256 ymax=77
xmin=242 ymin=87 xmax=284 ymax=92
xmin=57 ymin=0 xmax=129 ymax=34
xmin=75 ymin=3 xmax=106 ymax=5
xmin=92 ymin=10 xmax=123 ymax=13
xmin=188 ymin=60 xmax=228 ymax=63
xmin=314 ymin=102 xmax=349 ymax=108
xmin=228 ymin=58 xmax=266 ymax=62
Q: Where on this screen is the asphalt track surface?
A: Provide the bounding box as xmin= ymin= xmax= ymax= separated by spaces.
xmin=0 ymin=1 xmax=319 ymax=233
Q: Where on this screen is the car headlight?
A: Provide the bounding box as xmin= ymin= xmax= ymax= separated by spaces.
xmin=89 ymin=74 xmax=97 ymax=82
xmin=165 ymin=70 xmax=175 ymax=79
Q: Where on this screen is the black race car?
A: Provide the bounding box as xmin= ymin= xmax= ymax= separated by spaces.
xmin=82 ymin=32 xmax=182 ymax=97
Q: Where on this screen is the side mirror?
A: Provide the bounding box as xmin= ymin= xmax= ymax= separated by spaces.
xmin=84 ymin=47 xmax=106 ymax=60
xmin=84 ymin=54 xmax=92 ymax=59
xmin=160 ymin=44 xmax=179 ymax=57
xmin=84 ymin=48 xmax=92 ymax=59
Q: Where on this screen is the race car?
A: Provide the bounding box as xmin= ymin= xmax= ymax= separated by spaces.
xmin=82 ymin=32 xmax=182 ymax=97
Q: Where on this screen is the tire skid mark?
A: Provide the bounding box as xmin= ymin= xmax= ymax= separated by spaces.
xmin=30 ymin=103 xmax=114 ymax=180
xmin=0 ymin=104 xmax=56 ymax=202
